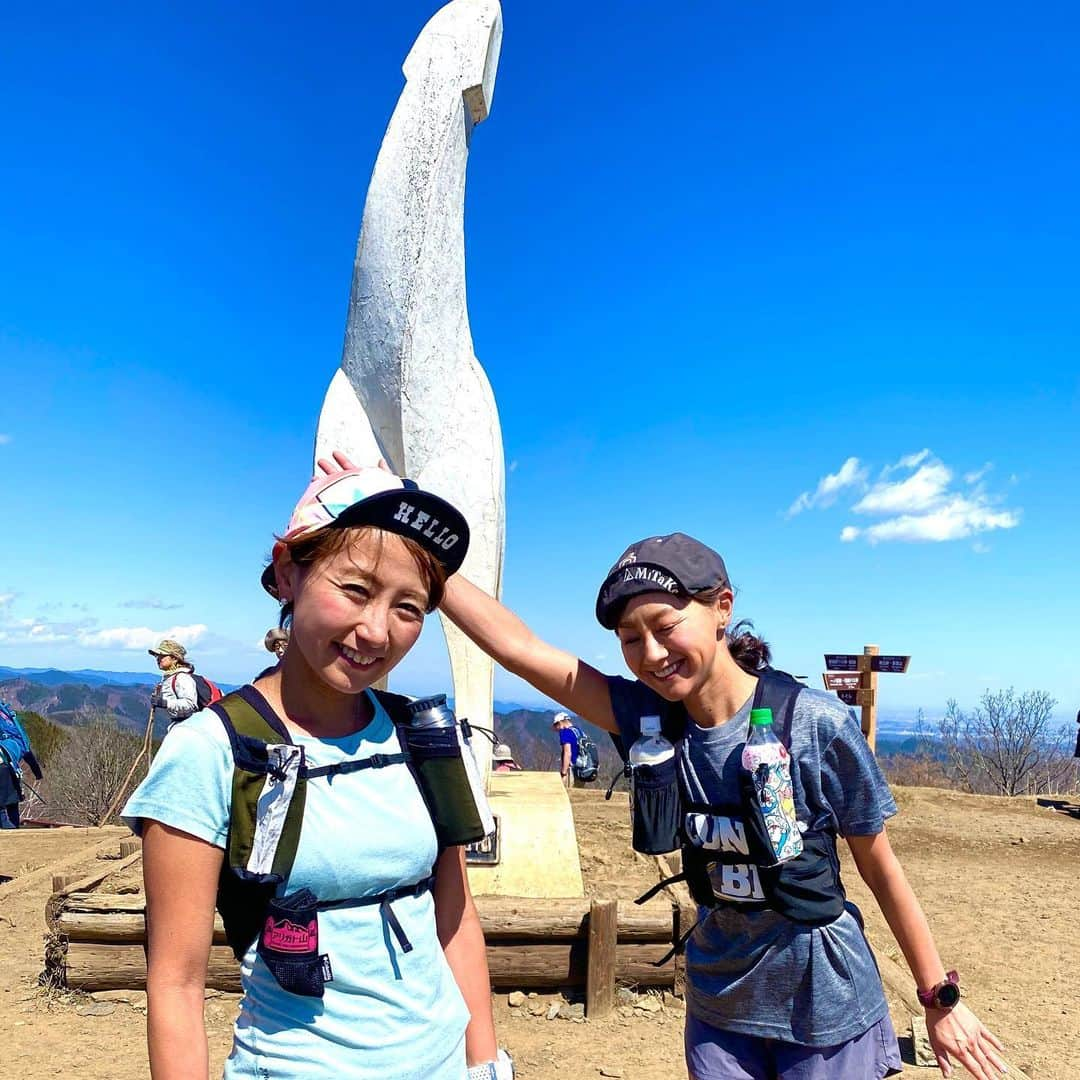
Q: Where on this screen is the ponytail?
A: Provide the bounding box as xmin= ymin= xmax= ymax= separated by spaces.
xmin=726 ymin=619 xmax=771 ymax=673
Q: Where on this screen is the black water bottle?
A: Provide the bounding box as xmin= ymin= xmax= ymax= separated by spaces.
xmin=402 ymin=695 xmax=486 ymax=847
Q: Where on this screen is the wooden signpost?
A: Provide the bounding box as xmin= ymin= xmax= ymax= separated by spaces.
xmin=823 ymin=646 xmax=910 ymax=753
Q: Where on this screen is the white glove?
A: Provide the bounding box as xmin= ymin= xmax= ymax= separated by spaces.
xmin=466 ymin=1048 xmax=514 ymax=1080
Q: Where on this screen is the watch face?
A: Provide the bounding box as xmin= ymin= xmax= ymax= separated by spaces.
xmin=936 ymin=981 xmax=961 ymax=1008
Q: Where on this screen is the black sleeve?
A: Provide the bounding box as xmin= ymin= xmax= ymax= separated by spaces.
xmin=23 ymin=750 xmax=43 ymax=780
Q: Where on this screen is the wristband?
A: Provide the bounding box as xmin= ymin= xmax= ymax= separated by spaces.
xmin=467 ymin=1048 xmax=514 ymax=1080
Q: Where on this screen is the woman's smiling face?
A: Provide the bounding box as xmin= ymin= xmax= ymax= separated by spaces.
xmin=280 ymin=530 xmax=430 ymax=696
xmin=616 ymin=590 xmax=731 ymax=701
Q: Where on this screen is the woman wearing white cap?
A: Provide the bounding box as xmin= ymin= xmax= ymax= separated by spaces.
xmin=122 ymin=454 xmax=512 ymax=1080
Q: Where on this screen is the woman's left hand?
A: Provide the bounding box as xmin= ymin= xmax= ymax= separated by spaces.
xmin=926 ymin=1002 xmax=1008 ymax=1079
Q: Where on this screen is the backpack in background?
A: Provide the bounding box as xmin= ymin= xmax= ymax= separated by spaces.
xmin=172 ymin=674 xmax=224 ymax=710
xmin=571 ymin=725 xmax=600 ymax=783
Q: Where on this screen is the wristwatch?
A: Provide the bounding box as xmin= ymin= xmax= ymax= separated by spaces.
xmin=917 ymin=970 xmax=961 ymax=1010
xmin=467 ymin=1049 xmax=514 ymax=1080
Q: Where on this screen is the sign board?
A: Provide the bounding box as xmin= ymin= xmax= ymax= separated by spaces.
xmin=836 ymin=689 xmax=875 ymax=707
xmin=824 ymin=654 xmax=860 ymax=671
xmin=823 ymin=672 xmax=861 ymax=691
xmin=465 ymin=815 xmax=500 ymax=866
xmin=871 ymin=654 xmax=910 ymax=673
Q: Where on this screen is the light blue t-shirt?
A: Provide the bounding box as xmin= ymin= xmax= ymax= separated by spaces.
xmin=123 ymin=687 xmax=469 ymax=1080
xmin=608 ymin=677 xmax=898 ymax=1047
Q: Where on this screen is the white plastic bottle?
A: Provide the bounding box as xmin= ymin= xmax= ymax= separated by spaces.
xmin=741 ymin=707 xmax=802 ymax=863
xmin=627 ymin=715 xmax=679 ymax=854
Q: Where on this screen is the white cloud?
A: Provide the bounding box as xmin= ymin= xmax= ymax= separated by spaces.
xmin=118 ymin=598 xmax=183 ymax=611
xmin=857 ymin=498 xmax=1019 ymax=545
xmin=0 ymin=592 xmax=17 ymax=610
xmin=0 ymin=434 xmax=11 ymax=445
xmin=79 ymin=624 xmax=208 ymax=651
xmin=853 ymin=462 xmax=952 ymax=515
xmin=789 ymin=449 xmax=1021 ymax=546
xmin=786 ymin=457 xmax=868 ymax=517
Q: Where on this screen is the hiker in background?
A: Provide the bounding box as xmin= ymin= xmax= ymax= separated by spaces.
xmin=149 ymin=639 xmax=222 ymax=733
xmin=0 ymin=699 xmax=43 ymax=829
xmin=492 ymin=743 xmax=521 ymax=773
xmin=264 ymin=626 xmax=289 ymax=659
xmin=123 ymin=453 xmax=508 ymax=1080
xmin=551 ymin=711 xmax=580 ymax=788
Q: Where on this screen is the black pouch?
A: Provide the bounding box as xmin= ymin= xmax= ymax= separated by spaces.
xmin=630 ymin=757 xmax=681 ymax=855
xmin=256 ymin=888 xmax=329 ymax=998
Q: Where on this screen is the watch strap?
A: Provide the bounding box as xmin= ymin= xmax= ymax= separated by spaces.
xmin=917 ymin=969 xmax=959 ymax=1008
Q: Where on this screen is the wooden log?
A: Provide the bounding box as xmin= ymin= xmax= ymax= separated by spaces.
xmin=52 ymin=874 xmax=76 ymax=894
xmin=57 ymin=910 xmax=228 ymax=946
xmin=118 ymin=839 xmax=141 ymax=859
xmin=586 ymin=898 xmax=617 ymax=1018
xmin=60 ymin=893 xmax=676 ymax=944
xmin=62 ymin=940 xmax=675 ymax=992
xmin=45 ymin=850 xmax=144 ymax=929
xmin=65 ymin=943 xmax=241 ymax=992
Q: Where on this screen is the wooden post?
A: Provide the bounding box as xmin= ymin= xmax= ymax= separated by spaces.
xmin=118 ymin=839 xmax=140 ymax=859
xmin=586 ymin=898 xmax=617 ymax=1018
xmin=861 ymin=644 xmax=879 ymax=753
xmin=51 ymin=874 xmax=75 ymax=894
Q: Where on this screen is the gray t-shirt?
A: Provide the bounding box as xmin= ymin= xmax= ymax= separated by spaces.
xmin=608 ymin=677 xmax=897 ymax=1046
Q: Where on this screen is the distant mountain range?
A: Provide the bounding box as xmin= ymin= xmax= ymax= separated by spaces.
xmin=0 ymin=665 xmax=930 ymax=763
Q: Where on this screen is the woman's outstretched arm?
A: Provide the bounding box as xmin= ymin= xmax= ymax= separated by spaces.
xmin=143 ymin=820 xmax=223 ymax=1080
xmin=440 ymin=574 xmax=617 ymax=733
xmin=847 ymin=829 xmax=1007 ymax=1080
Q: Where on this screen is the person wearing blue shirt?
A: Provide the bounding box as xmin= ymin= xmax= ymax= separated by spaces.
xmin=551 ymin=711 xmax=580 ymax=787
xmin=123 ymin=455 xmax=512 ymax=1080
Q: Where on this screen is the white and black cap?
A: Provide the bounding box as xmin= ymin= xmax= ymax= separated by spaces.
xmin=595 ymin=532 xmax=730 ymax=629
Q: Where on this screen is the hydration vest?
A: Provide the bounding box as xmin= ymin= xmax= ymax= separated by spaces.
xmin=210 ymin=686 xmax=486 ymax=994
xmin=613 ymin=670 xmax=847 ymax=957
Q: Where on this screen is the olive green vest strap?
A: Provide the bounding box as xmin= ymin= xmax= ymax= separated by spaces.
xmin=213 ymin=689 xmax=309 ymax=958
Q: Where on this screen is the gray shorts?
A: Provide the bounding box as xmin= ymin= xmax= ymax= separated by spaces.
xmin=685 ymin=1011 xmax=903 ymax=1080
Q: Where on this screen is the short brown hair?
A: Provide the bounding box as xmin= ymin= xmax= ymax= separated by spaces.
xmin=274 ymin=525 xmax=448 ymax=628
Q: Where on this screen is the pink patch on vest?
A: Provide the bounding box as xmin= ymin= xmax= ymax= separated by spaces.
xmin=262 ymin=916 xmax=318 ymax=953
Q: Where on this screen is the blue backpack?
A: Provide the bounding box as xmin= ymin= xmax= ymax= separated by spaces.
xmin=0 ymin=700 xmax=31 ymax=760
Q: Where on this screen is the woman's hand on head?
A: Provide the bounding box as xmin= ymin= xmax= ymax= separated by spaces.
xmin=926 ymin=1001 xmax=1008 ymax=1080
xmin=315 ymin=450 xmax=393 ymax=478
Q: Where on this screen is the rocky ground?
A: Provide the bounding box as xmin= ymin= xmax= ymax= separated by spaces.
xmin=1 ymin=786 xmax=1077 ymax=1079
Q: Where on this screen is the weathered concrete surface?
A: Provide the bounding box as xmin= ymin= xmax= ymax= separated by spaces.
xmin=315 ymin=0 xmax=505 ymax=783
xmin=467 ymin=771 xmax=585 ymax=899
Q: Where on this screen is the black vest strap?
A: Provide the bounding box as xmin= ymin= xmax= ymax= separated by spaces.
xmin=304 ymin=751 xmax=411 ymax=780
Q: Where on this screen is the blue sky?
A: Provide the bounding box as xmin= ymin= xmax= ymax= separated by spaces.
xmin=1 ymin=1 xmax=1077 ymax=722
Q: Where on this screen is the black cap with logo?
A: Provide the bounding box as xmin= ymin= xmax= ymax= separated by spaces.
xmin=595 ymin=533 xmax=731 ymax=629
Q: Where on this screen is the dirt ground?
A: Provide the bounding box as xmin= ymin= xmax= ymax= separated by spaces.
xmin=0 ymin=786 xmax=1077 ymax=1080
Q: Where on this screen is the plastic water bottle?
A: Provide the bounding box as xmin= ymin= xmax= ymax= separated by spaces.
xmin=627 ymin=715 xmax=680 ymax=854
xmin=741 ymin=707 xmax=803 ymax=863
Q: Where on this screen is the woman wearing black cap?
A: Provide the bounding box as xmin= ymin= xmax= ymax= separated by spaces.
xmin=440 ymin=530 xmax=1005 ymax=1080
xmin=122 ymin=455 xmax=512 ymax=1080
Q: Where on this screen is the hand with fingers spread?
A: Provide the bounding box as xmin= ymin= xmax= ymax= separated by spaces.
xmin=314 ymin=450 xmax=391 ymax=479
xmin=927 ymin=1001 xmax=1008 ymax=1080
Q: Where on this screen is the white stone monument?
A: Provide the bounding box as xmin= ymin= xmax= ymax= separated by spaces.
xmin=315 ymin=0 xmax=504 ymax=783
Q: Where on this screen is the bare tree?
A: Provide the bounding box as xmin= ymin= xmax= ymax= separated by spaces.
xmin=44 ymin=712 xmax=147 ymax=825
xmin=939 ymin=688 xmax=1070 ymax=796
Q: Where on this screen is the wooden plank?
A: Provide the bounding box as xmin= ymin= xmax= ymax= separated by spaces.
xmin=46 ymin=849 xmax=144 ymax=929
xmin=62 ymin=940 xmax=675 ymax=992
xmin=57 ymin=910 xmax=228 ymax=945
xmin=61 ymin=893 xmax=676 ymax=944
xmin=0 ymin=832 xmax=128 ymax=903
xmin=586 ymin=898 xmax=617 ymax=1018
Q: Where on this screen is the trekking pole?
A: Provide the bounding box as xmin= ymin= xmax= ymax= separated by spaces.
xmin=97 ymin=703 xmax=155 ymax=827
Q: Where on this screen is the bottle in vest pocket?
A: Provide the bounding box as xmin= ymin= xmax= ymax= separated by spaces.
xmin=627 ymin=715 xmax=681 ymax=854
xmin=401 ymin=695 xmax=493 ymax=847
xmin=741 ymin=707 xmax=803 ymax=863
